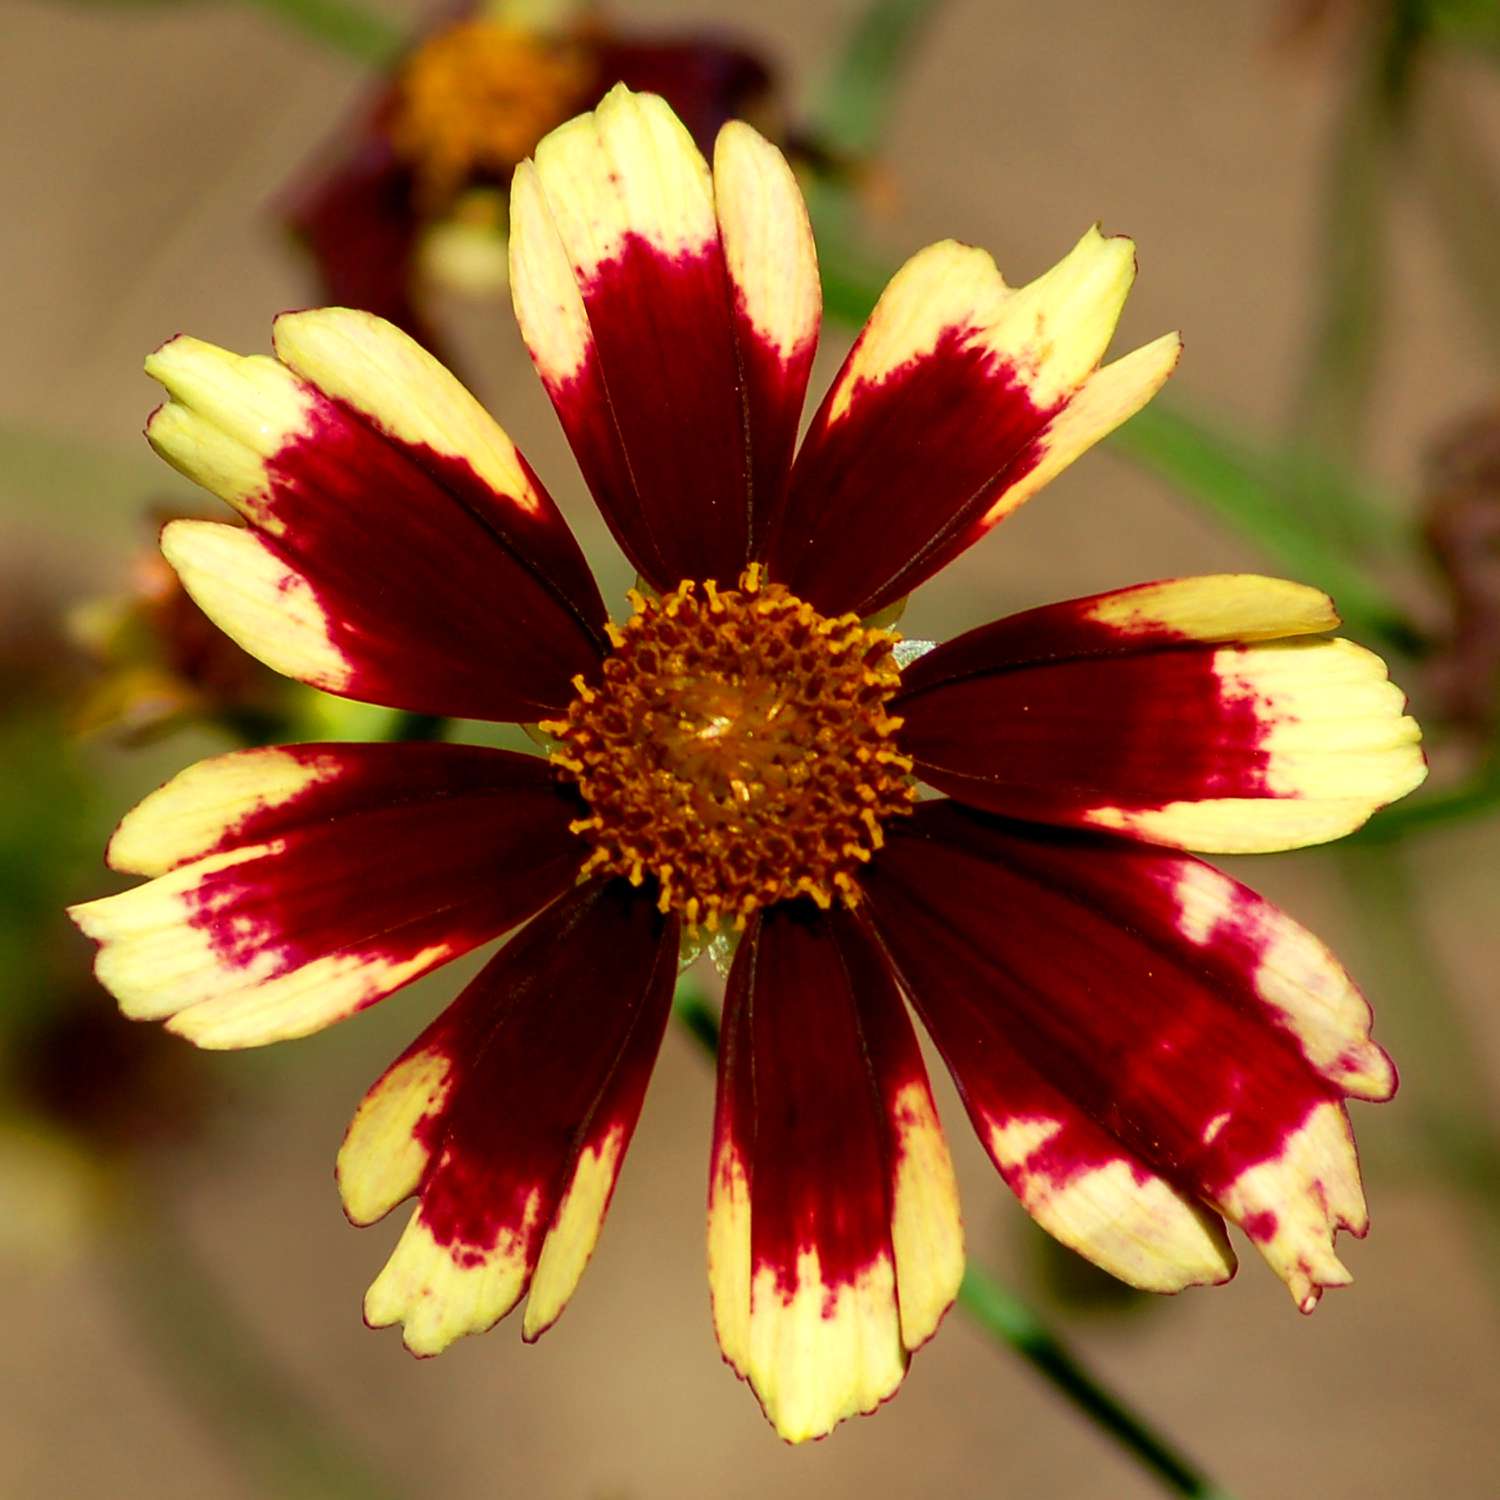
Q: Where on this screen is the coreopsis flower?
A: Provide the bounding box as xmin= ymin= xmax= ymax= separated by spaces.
xmin=284 ymin=0 xmax=770 ymax=350
xmin=72 ymin=86 xmax=1425 ymax=1442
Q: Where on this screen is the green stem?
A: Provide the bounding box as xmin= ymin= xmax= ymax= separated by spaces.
xmin=672 ymin=983 xmax=723 ymax=1053
xmin=389 ymin=711 xmax=449 ymax=743
xmin=239 ymin=0 xmax=405 ymax=67
xmin=1410 ymin=84 xmax=1500 ymax=370
xmin=808 ymin=0 xmax=948 ymax=159
xmin=1284 ymin=5 xmax=1419 ymax=518
xmin=957 ymin=1267 xmax=1234 ymax=1500
xmin=110 ymin=1183 xmax=412 ymax=1500
xmin=672 ymin=983 xmax=1236 ymax=1498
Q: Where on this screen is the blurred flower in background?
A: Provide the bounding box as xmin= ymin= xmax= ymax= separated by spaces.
xmin=70 ymin=510 xmax=291 ymax=744
xmin=283 ymin=0 xmax=772 ymax=351
xmin=0 ymin=574 xmax=215 ymax=1263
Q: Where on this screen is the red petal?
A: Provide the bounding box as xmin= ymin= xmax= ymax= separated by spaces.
xmin=895 ymin=581 xmax=1424 ymax=853
xmin=359 ymin=878 xmax=678 ymax=1353
xmin=510 ymin=88 xmax=816 ymax=588
xmin=710 ymin=905 xmax=961 ymax=1442
xmin=70 ymin=743 xmax=584 ymax=1049
xmin=147 ymin=318 xmax=606 ymax=723
xmin=860 ymin=802 xmax=1384 ymax=1308
xmin=763 ymin=233 xmax=1172 ymax=617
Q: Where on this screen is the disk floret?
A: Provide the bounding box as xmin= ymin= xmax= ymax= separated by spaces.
xmin=542 ymin=566 xmax=916 ymax=931
xmin=389 ymin=21 xmax=588 ymax=205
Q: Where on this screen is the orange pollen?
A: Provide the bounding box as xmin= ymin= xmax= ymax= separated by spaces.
xmin=540 ymin=566 xmax=916 ymax=933
xmin=388 ymin=21 xmax=589 ymax=207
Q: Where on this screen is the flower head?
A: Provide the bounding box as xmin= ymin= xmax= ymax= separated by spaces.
xmin=73 ymin=85 xmax=1425 ymax=1443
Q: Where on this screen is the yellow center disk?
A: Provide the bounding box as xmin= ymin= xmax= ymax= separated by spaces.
xmin=388 ymin=21 xmax=590 ymax=207
xmin=542 ymin=567 xmax=916 ymax=933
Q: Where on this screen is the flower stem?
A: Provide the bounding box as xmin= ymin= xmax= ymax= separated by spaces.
xmin=956 ymin=1267 xmax=1235 ymax=1500
xmin=238 ymin=0 xmax=405 ymax=67
xmin=672 ymin=982 xmax=1237 ymax=1498
xmin=1282 ymin=1 xmax=1423 ymax=540
xmin=809 ymin=0 xmax=948 ymax=159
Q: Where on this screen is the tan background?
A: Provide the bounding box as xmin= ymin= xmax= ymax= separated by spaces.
xmin=4 ymin=0 xmax=1500 ymax=1496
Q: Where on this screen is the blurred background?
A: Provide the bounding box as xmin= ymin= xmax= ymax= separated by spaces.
xmin=4 ymin=0 xmax=1500 ymax=1495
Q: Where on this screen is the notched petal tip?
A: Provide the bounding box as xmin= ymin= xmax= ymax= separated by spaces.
xmin=1164 ymin=857 xmax=1398 ymax=1103
xmin=351 ymin=883 xmax=676 ymax=1358
xmin=769 ymin=217 xmax=1177 ymax=615
xmin=362 ymin=1202 xmax=539 ymax=1357
xmin=747 ymin=1257 xmax=910 ymax=1444
xmin=1217 ymin=1099 xmax=1371 ymax=1313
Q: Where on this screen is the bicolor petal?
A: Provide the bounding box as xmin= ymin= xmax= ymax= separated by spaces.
xmin=765 ymin=229 xmax=1178 ymax=617
xmin=145 ymin=312 xmax=605 ymax=722
xmin=713 ymin=120 xmax=821 ymax=555
xmin=358 ymin=879 xmax=677 ymax=1354
xmin=710 ymin=905 xmax=963 ymax=1443
xmin=895 ymin=576 xmax=1426 ymax=853
xmin=860 ymin=801 xmax=1390 ymax=1311
xmin=67 ymin=743 xmax=584 ymax=1049
xmin=510 ymin=84 xmax=818 ymax=586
